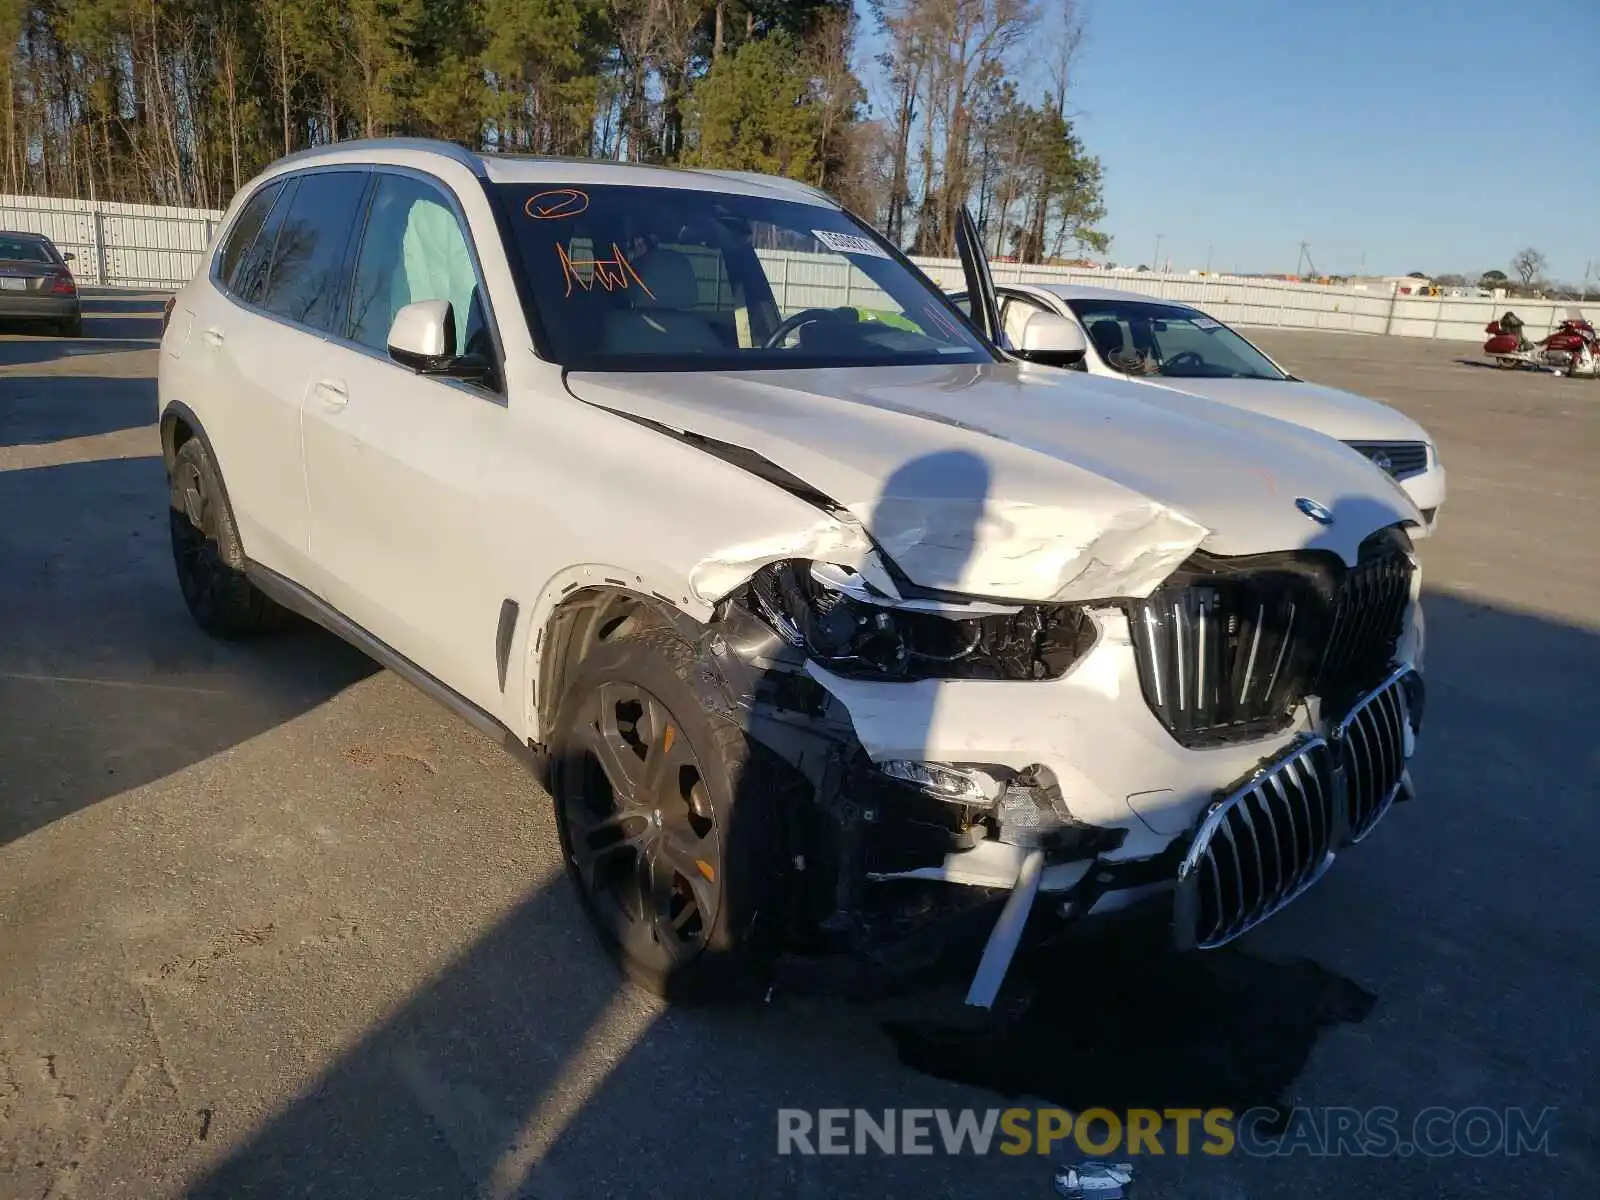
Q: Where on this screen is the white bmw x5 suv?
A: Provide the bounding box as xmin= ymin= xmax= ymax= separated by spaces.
xmin=159 ymin=139 xmax=1428 ymax=1005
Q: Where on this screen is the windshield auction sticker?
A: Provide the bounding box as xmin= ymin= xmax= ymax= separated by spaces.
xmin=813 ymin=229 xmax=890 ymax=258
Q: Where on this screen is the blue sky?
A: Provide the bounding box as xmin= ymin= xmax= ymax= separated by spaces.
xmin=856 ymin=0 xmax=1599 ymax=282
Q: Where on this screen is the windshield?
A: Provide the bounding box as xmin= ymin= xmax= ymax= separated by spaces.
xmin=492 ymin=183 xmax=994 ymax=371
xmin=1066 ymin=298 xmax=1287 ymax=381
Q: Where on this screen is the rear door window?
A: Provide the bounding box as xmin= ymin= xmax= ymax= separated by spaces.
xmin=258 ymin=171 xmax=371 ymax=332
xmin=217 ymin=182 xmax=282 ymax=292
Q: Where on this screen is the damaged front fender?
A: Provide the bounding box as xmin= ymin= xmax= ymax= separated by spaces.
xmin=686 ymin=515 xmax=901 ymax=608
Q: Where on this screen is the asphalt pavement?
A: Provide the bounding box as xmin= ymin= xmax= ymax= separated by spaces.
xmin=1 ymin=298 xmax=1596 ymax=1198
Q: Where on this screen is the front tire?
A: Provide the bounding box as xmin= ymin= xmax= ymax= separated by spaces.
xmin=548 ymin=628 xmax=792 ymax=1003
xmin=168 ymin=437 xmax=287 ymax=638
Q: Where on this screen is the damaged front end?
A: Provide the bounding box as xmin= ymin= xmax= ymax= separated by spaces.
xmin=683 ymin=560 xmax=1116 ymax=992
xmin=686 ymin=530 xmax=1426 ymax=1009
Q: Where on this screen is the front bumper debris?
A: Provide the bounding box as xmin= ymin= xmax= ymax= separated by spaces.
xmin=1055 ymin=1160 xmax=1135 ymax=1199
xmin=960 ymin=667 xmax=1421 ymax=1004
xmin=701 ymin=578 xmax=1424 ymax=1007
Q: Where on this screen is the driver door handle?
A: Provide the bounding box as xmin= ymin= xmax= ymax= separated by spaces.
xmin=314 ymin=378 xmax=349 ymax=410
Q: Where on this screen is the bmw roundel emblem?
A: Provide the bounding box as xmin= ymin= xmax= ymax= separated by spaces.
xmin=1296 ymin=497 xmax=1335 ymax=526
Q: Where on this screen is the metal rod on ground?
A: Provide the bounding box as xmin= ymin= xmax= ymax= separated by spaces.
xmin=964 ymin=848 xmax=1045 ymax=1010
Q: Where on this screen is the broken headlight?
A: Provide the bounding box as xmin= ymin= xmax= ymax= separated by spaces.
xmin=745 ymin=560 xmax=1096 ymax=682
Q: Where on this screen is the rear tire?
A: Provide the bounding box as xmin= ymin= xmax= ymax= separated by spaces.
xmin=547 ymin=628 xmax=794 ymax=1003
xmin=168 ymin=436 xmax=288 ymax=639
xmin=57 ymin=313 xmax=82 ymax=338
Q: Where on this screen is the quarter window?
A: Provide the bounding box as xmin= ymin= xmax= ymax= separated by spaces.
xmin=232 ymin=178 xmax=298 ymax=306
xmin=258 ymin=171 xmax=370 ymax=332
xmin=217 ymin=182 xmax=282 ymax=292
xmin=346 ymin=174 xmax=486 ymax=356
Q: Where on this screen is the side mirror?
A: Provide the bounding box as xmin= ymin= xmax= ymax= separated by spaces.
xmin=1015 ymin=312 xmax=1087 ymax=366
xmin=61 ymin=251 xmax=75 ymax=262
xmin=387 ymin=299 xmax=494 ymax=386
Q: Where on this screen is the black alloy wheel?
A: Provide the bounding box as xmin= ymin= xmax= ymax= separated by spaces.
xmin=549 ymin=629 xmax=791 ymax=1001
xmin=559 ymin=678 xmax=725 ymax=976
xmin=167 ymin=437 xmax=284 ymax=638
xmin=170 ymin=449 xmax=227 ymax=625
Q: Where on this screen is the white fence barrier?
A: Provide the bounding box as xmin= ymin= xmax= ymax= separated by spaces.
xmin=913 ymin=257 xmax=1595 ymax=344
xmin=3 ymin=190 xmax=1589 ymax=343
xmin=0 ymin=193 xmax=222 ymax=290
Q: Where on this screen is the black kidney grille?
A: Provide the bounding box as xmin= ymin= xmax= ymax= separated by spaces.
xmin=1316 ymin=548 xmax=1414 ymax=701
xmin=1129 ymin=570 xmax=1328 ymax=747
xmin=1332 ymin=669 xmax=1413 ymax=841
xmin=1129 ymin=536 xmax=1414 ymax=747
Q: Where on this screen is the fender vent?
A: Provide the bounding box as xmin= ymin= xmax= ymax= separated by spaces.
xmin=495 ymin=599 xmax=519 ymax=691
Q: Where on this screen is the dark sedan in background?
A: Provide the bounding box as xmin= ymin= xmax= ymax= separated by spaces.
xmin=0 ymin=231 xmax=82 ymax=336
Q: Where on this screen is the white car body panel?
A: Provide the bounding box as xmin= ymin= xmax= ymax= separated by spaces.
xmin=552 ymin=360 xmax=1423 ymax=856
xmin=298 ymin=342 xmax=509 ymax=711
xmin=989 ymin=281 xmax=1448 ymax=527
xmin=174 ymin=285 xmax=317 ymax=576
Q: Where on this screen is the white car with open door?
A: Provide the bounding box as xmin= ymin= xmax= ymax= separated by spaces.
xmin=159 ymin=139 xmax=1429 ymax=1007
xmin=952 ymin=282 xmax=1447 ymax=532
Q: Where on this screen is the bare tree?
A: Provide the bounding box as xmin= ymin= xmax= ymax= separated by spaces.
xmin=873 ymin=1 xmax=933 ymax=247
xmin=807 ymin=4 xmax=864 ymax=190
xmin=213 ymin=3 xmax=252 ymax=195
xmin=650 ymin=0 xmax=708 ymax=162
xmin=1046 ymin=0 xmax=1085 ymax=112
xmin=885 ymin=1 xmax=1037 ymax=256
xmin=830 ymin=118 xmax=894 ymax=223
xmin=1512 ymin=247 xmax=1547 ymax=287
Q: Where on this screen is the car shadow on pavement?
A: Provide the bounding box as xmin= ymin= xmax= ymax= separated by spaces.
xmin=0 ymin=453 xmax=377 ymax=849
xmin=0 ymin=376 xmax=158 ymax=445
xmin=0 ymin=306 xmax=376 ymax=848
xmin=8 ymin=383 xmax=1591 ymax=1198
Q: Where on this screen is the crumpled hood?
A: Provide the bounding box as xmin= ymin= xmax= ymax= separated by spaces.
xmin=565 ymin=362 xmax=1422 ymax=604
xmin=1132 ymin=376 xmax=1435 ymax=445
